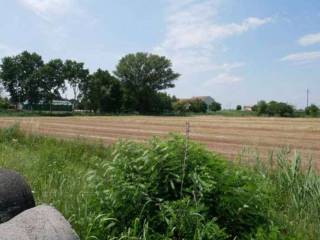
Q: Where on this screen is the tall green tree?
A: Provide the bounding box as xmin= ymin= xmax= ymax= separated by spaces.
xmin=37 ymin=59 xmax=65 ymax=109
xmin=0 ymin=51 xmax=43 ymax=107
xmin=114 ymin=52 xmax=180 ymax=113
xmin=190 ymin=98 xmax=208 ymax=113
xmin=63 ymin=60 xmax=89 ymax=107
xmin=209 ymin=100 xmax=222 ymax=112
xmin=252 ymin=100 xmax=268 ymax=115
xmin=84 ymin=69 xmax=122 ymax=113
xmin=305 ymin=104 xmax=319 ymax=117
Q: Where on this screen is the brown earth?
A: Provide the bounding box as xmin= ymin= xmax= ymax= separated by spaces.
xmin=0 ymin=116 xmax=319 ymax=166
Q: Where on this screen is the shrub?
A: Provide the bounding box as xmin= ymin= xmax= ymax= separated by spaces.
xmin=266 ymin=101 xmax=293 ymax=117
xmin=0 ymin=97 xmax=10 ymax=110
xmin=189 ymin=98 xmax=207 ymax=113
xmin=305 ymin=104 xmax=319 ymax=117
xmin=173 ymin=100 xmax=191 ymax=113
xmin=209 ymin=100 xmax=222 ymax=112
xmin=236 ymin=105 xmax=242 ymax=111
xmin=87 ymin=135 xmax=274 ymax=239
xmin=253 ymin=100 xmax=295 ymax=117
xmin=252 ymin=101 xmax=268 ymax=115
xmin=173 ymin=98 xmax=207 ymax=113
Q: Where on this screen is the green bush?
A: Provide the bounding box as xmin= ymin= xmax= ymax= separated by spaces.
xmin=253 ymin=100 xmax=295 ymax=117
xmin=190 ymin=98 xmax=207 ymax=113
xmin=0 ymin=97 xmax=10 ymax=109
xmin=87 ymin=135 xmax=274 ymax=239
xmin=209 ymin=100 xmax=222 ymax=112
xmin=305 ymin=104 xmax=319 ymax=117
xmin=172 ymin=100 xmax=190 ymax=113
xmin=150 ymin=92 xmax=175 ymax=113
xmin=173 ymin=99 xmax=207 ymax=113
xmin=252 ymin=101 xmax=268 ymax=115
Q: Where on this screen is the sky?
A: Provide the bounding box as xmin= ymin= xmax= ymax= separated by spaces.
xmin=0 ymin=0 xmax=319 ymax=109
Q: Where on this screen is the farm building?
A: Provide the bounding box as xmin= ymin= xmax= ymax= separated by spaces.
xmin=23 ymin=100 xmax=73 ymax=112
xmin=180 ymin=96 xmax=215 ymax=108
xmin=243 ymin=106 xmax=253 ymax=111
xmin=194 ymin=96 xmax=215 ymax=106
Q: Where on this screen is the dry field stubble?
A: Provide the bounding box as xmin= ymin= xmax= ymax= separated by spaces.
xmin=0 ymin=115 xmax=319 ymax=167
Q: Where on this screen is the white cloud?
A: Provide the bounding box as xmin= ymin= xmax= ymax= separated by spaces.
xmin=19 ymin=0 xmax=75 ymax=21
xmin=281 ymin=51 xmax=320 ymax=63
xmin=158 ymin=0 xmax=272 ymax=51
xmin=298 ymin=33 xmax=320 ymax=46
xmin=155 ymin=0 xmax=271 ymax=86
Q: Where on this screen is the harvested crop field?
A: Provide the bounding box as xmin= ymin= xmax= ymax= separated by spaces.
xmin=0 ymin=116 xmax=319 ymax=165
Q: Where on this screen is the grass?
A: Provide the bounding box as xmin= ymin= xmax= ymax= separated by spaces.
xmin=0 ymin=110 xmax=76 ymax=117
xmin=0 ymin=125 xmax=319 ymax=239
xmin=0 ymin=125 xmax=111 ymax=238
xmin=206 ymin=110 xmax=258 ymax=117
xmin=1 ymin=109 xmax=318 ymax=118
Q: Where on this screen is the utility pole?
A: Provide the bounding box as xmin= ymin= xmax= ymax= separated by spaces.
xmin=307 ymin=88 xmax=309 ymax=108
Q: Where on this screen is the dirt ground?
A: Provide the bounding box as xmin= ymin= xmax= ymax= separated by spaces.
xmin=0 ymin=115 xmax=319 ymax=165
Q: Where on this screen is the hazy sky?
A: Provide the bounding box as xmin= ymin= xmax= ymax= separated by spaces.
xmin=0 ymin=0 xmax=319 ymax=108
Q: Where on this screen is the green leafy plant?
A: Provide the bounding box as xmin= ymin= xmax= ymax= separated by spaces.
xmin=86 ymin=135 xmax=274 ymax=239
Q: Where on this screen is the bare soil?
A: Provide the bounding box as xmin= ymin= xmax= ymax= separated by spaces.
xmin=0 ymin=116 xmax=319 ymax=166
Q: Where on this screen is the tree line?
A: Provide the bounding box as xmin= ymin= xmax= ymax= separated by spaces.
xmin=252 ymin=100 xmax=319 ymax=117
xmin=173 ymin=98 xmax=221 ymax=113
xmin=0 ymin=51 xmax=180 ymax=114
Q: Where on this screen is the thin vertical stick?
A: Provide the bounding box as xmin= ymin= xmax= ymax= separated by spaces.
xmin=180 ymin=121 xmax=190 ymax=196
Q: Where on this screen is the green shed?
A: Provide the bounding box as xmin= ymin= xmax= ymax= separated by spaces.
xmin=23 ymin=100 xmax=73 ymax=112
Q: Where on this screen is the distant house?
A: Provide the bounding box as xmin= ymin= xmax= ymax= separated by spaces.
xmin=243 ymin=106 xmax=253 ymax=111
xmin=180 ymin=96 xmax=215 ymax=108
xmin=193 ymin=96 xmax=215 ymax=106
xmin=23 ymin=100 xmax=73 ymax=112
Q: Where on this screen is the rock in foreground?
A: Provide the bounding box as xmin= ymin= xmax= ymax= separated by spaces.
xmin=0 ymin=169 xmax=35 ymax=223
xmin=0 ymin=205 xmax=79 ymax=240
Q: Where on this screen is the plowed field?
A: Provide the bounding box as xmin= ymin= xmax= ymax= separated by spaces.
xmin=0 ymin=116 xmax=319 ymax=165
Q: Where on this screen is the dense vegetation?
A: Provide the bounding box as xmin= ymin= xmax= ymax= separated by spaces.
xmin=0 ymin=51 xmax=179 ymax=114
xmin=305 ymin=104 xmax=319 ymax=117
xmin=0 ymin=125 xmax=319 ymax=239
xmin=251 ymin=100 xmax=320 ymax=118
xmin=173 ymin=98 xmax=221 ymax=114
xmin=252 ymin=100 xmax=295 ymax=117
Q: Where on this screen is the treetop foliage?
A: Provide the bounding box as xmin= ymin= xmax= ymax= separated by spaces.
xmin=114 ymin=52 xmax=180 ymax=113
xmin=114 ymin=52 xmax=180 ymax=91
xmin=305 ymin=104 xmax=319 ymax=117
xmin=0 ymin=51 xmax=44 ymax=105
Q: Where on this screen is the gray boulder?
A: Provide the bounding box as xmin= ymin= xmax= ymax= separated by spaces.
xmin=0 ymin=205 xmax=79 ymax=240
xmin=0 ymin=169 xmax=35 ymax=223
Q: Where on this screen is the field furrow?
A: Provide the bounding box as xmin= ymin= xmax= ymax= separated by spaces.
xmin=0 ymin=116 xmax=319 ymax=165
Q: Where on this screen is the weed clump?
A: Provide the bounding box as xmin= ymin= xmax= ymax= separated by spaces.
xmin=87 ymin=135 xmax=274 ymax=239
